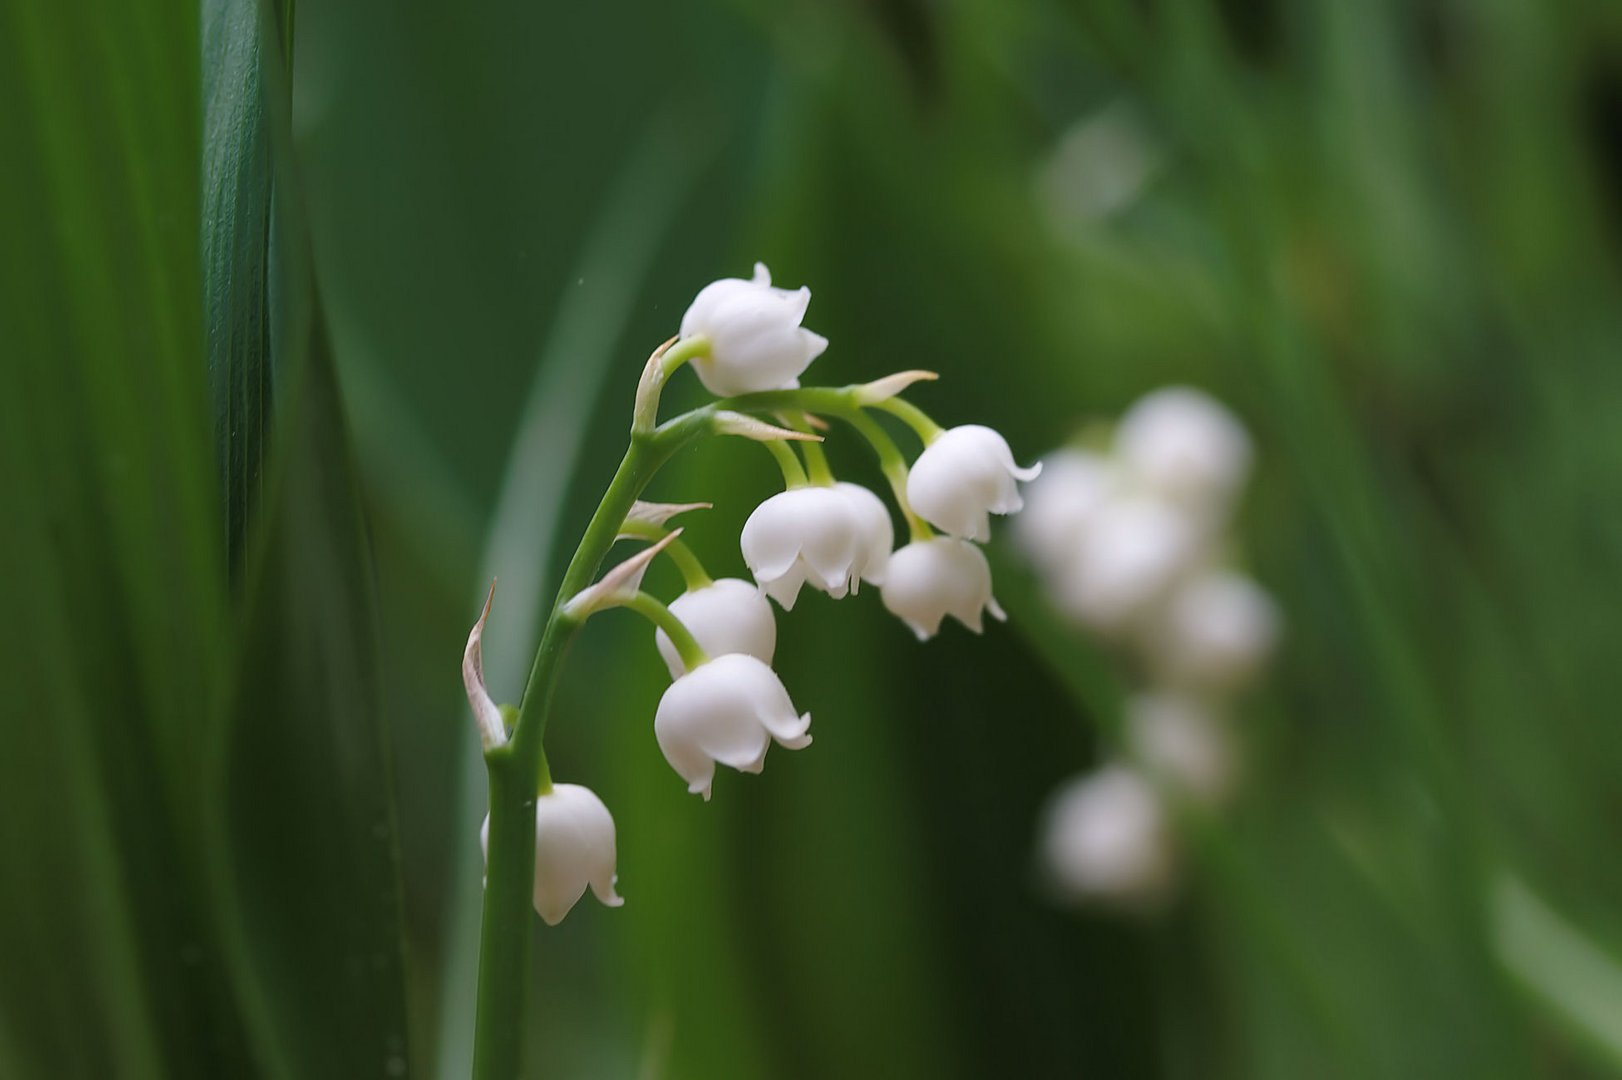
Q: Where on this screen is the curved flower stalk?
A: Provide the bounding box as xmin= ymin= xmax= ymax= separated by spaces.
xmin=463 ymin=263 xmax=1036 ymax=1077
xmin=1021 ymin=386 xmax=1280 ymax=915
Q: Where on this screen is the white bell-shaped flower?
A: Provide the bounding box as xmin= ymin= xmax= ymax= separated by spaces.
xmin=1040 ymin=765 xmax=1174 ymax=909
xmin=480 ymin=783 xmax=624 ymax=926
xmin=654 ymin=653 xmax=812 ymax=800
xmin=1011 ymin=448 xmax=1118 ymax=572
xmin=679 ymin=262 xmax=829 ymax=397
xmin=1125 ymin=692 xmax=1235 ymax=804
xmin=1149 ymin=569 xmax=1280 ymax=693
xmin=1114 ymin=387 xmax=1251 ymax=516
xmin=906 ymin=425 xmax=1042 ymax=541
xmin=835 ymin=481 xmax=894 ymax=587
xmin=1051 ymin=496 xmax=1202 ymax=634
xmin=654 ymin=577 xmax=777 ymax=679
xmin=880 ymin=537 xmax=1005 ymax=641
xmin=740 ymin=486 xmax=864 ymax=610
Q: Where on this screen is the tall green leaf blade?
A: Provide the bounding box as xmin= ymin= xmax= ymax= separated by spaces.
xmin=203 ymin=0 xmax=275 ymax=573
xmin=216 ymin=308 xmax=413 ymax=1078
xmin=0 ymin=0 xmax=256 ymax=1074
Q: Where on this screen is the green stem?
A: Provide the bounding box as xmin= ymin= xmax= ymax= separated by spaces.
xmin=632 ymin=334 xmax=710 ymax=434
xmin=473 ymin=419 xmax=703 ymax=1079
xmin=763 ymin=439 xmax=809 ymax=488
xmin=839 ymin=406 xmax=934 ymax=541
xmin=618 ymin=520 xmax=713 ymax=591
xmin=663 ymin=538 xmax=712 ymax=591
xmin=615 ymin=590 xmax=709 ymax=671
xmin=714 ymin=387 xmax=936 ymax=540
xmin=873 ymin=396 xmax=945 ymax=443
xmin=792 ymin=416 xmax=836 ymax=486
xmin=535 ymin=747 xmax=552 ymax=795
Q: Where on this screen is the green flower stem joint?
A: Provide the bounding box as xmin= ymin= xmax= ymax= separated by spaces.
xmin=462 ymin=263 xmax=1042 ymax=1077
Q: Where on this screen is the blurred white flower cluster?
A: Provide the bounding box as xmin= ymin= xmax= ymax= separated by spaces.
xmin=470 ymin=263 xmax=1040 ymax=924
xmin=1022 ymin=388 xmax=1280 ymax=911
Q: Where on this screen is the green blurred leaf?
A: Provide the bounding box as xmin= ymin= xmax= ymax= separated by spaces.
xmin=200 ymin=0 xmax=413 ymax=1072
xmin=202 ymin=0 xmax=279 ymax=575
xmin=0 ymin=0 xmax=254 ymax=1074
xmin=215 ymin=309 xmax=412 ymax=1077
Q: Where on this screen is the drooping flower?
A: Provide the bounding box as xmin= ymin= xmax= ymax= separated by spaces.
xmin=654 ymin=653 xmax=812 ymax=800
xmin=1050 ymin=496 xmax=1201 ymax=634
xmin=1124 ymin=692 xmax=1235 ymax=804
xmin=879 ymin=537 xmax=1005 ymax=641
xmin=835 ymin=481 xmax=894 ymax=587
xmin=740 ymin=486 xmax=863 ymax=610
xmin=1011 ymin=448 xmax=1119 ymax=572
xmin=480 ymin=783 xmax=624 ymax=926
xmin=1040 ymin=766 xmax=1174 ymax=909
xmin=1148 ymin=569 xmax=1280 ymax=693
xmin=1113 ymin=387 xmax=1251 ymax=518
xmin=679 ymin=262 xmax=829 ymax=397
xmin=654 ymin=577 xmax=777 ymax=679
xmin=906 ymin=424 xmax=1041 ymax=541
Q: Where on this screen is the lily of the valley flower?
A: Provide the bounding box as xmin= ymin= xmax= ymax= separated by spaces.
xmin=835 ymin=481 xmax=894 ymax=587
xmin=1050 ymin=497 xmax=1200 ymax=634
xmin=1149 ymin=569 xmax=1280 ymax=692
xmin=654 ymin=577 xmax=778 ymax=679
xmin=679 ymin=262 xmax=829 ymax=397
xmin=1012 ymin=448 xmax=1119 ymax=573
xmin=481 ymin=783 xmax=624 ymax=926
xmin=654 ymin=653 xmax=812 ymax=800
xmin=906 ymin=424 xmax=1042 ymax=541
xmin=880 ymin=537 xmax=1005 ymax=641
xmin=1124 ymin=692 xmax=1235 ymax=804
xmin=1113 ymin=386 xmax=1251 ymax=517
xmin=1041 ymin=766 xmax=1174 ymax=909
xmin=740 ymin=486 xmax=864 ymax=609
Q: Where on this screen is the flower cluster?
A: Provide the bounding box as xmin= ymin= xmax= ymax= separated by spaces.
xmin=1022 ymin=387 xmax=1280 ymax=910
xmin=468 ymin=263 xmax=1038 ymax=924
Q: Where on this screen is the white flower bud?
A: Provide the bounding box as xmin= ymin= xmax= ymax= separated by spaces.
xmin=740 ymin=486 xmax=863 ymax=610
xmin=835 ymin=481 xmax=894 ymax=587
xmin=654 ymin=578 xmax=777 ymax=680
xmin=653 ymin=653 xmax=812 ymax=800
xmin=1040 ymin=765 xmax=1174 ymax=909
xmin=1150 ymin=570 xmax=1280 ymax=693
xmin=880 ymin=537 xmax=1005 ymax=641
xmin=480 ymin=783 xmax=624 ymax=926
xmin=1051 ymin=497 xmax=1202 ymax=634
xmin=906 ymin=425 xmax=1042 ymax=541
xmin=1125 ymin=692 xmax=1235 ymax=804
xmin=1011 ymin=448 xmax=1119 ymax=572
xmin=679 ymin=262 xmax=829 ymax=397
xmin=1114 ymin=387 xmax=1251 ymax=516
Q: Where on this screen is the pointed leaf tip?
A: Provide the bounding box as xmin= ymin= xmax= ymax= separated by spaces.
xmin=565 ymin=529 xmax=683 ymax=618
xmin=625 ymin=500 xmax=713 ymax=528
xmin=713 ymin=410 xmax=824 ymax=442
xmin=856 ymin=370 xmax=939 ymax=404
xmin=464 ymin=580 xmax=507 ymax=749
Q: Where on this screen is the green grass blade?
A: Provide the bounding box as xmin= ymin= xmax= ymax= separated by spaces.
xmin=214 ymin=307 xmax=413 ymax=1077
xmin=202 ymin=0 xmax=279 ymax=577
xmin=0 ymin=0 xmax=256 ymax=1073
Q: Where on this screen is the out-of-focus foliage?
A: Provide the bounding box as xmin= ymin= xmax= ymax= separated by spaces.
xmin=6 ymin=0 xmax=1622 ymax=1076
